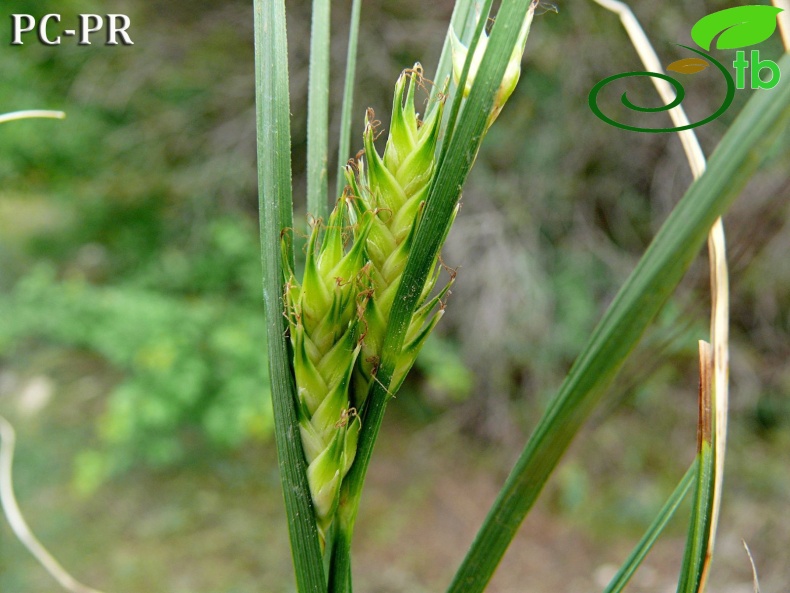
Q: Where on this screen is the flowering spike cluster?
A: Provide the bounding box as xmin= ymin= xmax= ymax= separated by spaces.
xmin=284 ymin=42 xmax=532 ymax=541
xmin=283 ymin=65 xmax=453 ymax=544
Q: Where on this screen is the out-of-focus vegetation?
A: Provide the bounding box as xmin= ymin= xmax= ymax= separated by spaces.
xmin=1 ymin=0 xmax=789 ymax=591
xmin=0 ymin=0 xmax=472 ymax=492
xmin=0 ymin=0 xmax=274 ymax=489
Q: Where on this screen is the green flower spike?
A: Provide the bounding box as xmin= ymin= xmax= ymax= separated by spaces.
xmin=286 ymin=51 xmax=530 ymax=546
xmin=283 ymin=203 xmax=371 ymax=547
xmin=343 ymin=65 xmax=455 ymax=404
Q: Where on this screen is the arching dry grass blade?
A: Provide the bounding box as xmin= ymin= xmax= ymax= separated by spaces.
xmin=742 ymin=540 xmax=763 ymax=593
xmin=591 ymin=1 xmax=732 ymax=584
xmin=0 ymin=415 xmax=107 ymax=593
xmin=0 ymin=110 xmax=65 ymax=123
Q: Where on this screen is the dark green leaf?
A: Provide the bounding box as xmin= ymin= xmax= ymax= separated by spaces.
xmin=254 ymin=0 xmax=326 ymax=590
xmin=603 ymin=463 xmax=697 ymax=593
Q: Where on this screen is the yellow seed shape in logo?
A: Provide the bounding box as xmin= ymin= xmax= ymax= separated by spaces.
xmin=667 ymin=57 xmax=710 ymax=74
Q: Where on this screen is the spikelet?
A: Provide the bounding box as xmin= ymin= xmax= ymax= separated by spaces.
xmin=344 ymin=65 xmax=454 ymax=406
xmin=282 ymin=200 xmax=370 ymax=546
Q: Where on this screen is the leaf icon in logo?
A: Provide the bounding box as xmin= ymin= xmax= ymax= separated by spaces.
xmin=691 ymin=5 xmax=784 ymax=51
xmin=667 ymin=57 xmax=710 ymax=74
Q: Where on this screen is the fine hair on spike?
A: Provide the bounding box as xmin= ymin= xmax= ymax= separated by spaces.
xmin=280 ymin=226 xmax=304 ymax=253
xmin=306 ymin=213 xmax=323 ymax=230
xmin=404 ymin=64 xmax=442 ymax=120
xmin=437 ymin=254 xmax=459 ymax=282
xmin=335 ymin=407 xmax=358 ymax=429
xmin=371 ymin=206 xmax=393 ymax=224
xmin=366 ymin=109 xmax=384 ymax=141
xmin=353 ymin=288 xmax=373 ymax=353
xmin=439 ymin=290 xmax=453 ymax=312
xmin=369 ymin=367 xmax=396 ymax=398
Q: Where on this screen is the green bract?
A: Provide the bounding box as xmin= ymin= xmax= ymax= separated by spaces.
xmin=450 ymin=6 xmax=536 ymax=125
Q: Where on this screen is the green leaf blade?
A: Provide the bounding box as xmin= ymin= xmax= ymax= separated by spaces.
xmin=448 ymin=51 xmax=790 ymax=593
xmin=676 ymin=444 xmax=715 ymax=593
xmin=254 ymin=0 xmax=326 ymax=590
xmin=603 ymin=463 xmax=697 ymax=593
xmin=335 ymin=0 xmax=363 ymax=199
xmin=676 ymin=342 xmax=716 ymax=593
xmin=306 ymin=0 xmax=331 ymax=221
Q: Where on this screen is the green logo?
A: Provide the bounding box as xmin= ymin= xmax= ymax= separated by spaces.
xmin=589 ymin=5 xmax=784 ymax=133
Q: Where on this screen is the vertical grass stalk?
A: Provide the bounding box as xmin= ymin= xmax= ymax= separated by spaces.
xmin=335 ymin=0 xmax=363 ymax=198
xmin=306 ymin=0 xmax=331 ymax=221
xmin=254 ymin=0 xmax=326 ymax=589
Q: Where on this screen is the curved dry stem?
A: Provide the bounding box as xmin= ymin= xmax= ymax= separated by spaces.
xmin=0 ymin=110 xmax=66 ymax=124
xmin=0 ymin=415 xmax=109 ymax=593
xmin=772 ymin=0 xmax=790 ymax=50
xmin=591 ymin=1 xmax=730 ymax=587
xmin=742 ymin=540 xmax=762 ymax=593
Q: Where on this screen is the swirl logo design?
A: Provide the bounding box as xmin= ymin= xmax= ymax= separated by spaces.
xmin=589 ymin=5 xmax=785 ymax=133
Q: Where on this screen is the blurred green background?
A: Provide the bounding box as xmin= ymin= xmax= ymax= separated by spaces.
xmin=1 ymin=0 xmax=788 ymax=591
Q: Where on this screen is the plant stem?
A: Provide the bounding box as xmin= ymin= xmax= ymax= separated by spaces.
xmin=306 ymin=0 xmax=330 ymax=221
xmin=328 ymin=524 xmax=352 ymax=593
xmin=335 ymin=0 xmax=362 ymax=199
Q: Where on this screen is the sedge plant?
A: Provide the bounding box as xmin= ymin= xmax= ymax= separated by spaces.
xmin=2 ymin=2 xmax=788 ymax=592
xmin=256 ymin=0 xmax=790 ymax=591
xmin=280 ymin=1 xmax=540 ymax=577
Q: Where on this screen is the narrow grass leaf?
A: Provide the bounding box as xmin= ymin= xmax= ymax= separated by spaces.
xmin=447 ymin=52 xmax=790 ymax=593
xmin=433 ymin=0 xmax=496 ymax=178
xmin=254 ymin=1 xmax=326 ymax=590
xmin=603 ymin=462 xmax=697 ymax=593
xmin=306 ymin=0 xmax=331 ymax=221
xmin=335 ymin=0 xmax=362 ymax=199
xmin=676 ymin=342 xmax=716 ymax=593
